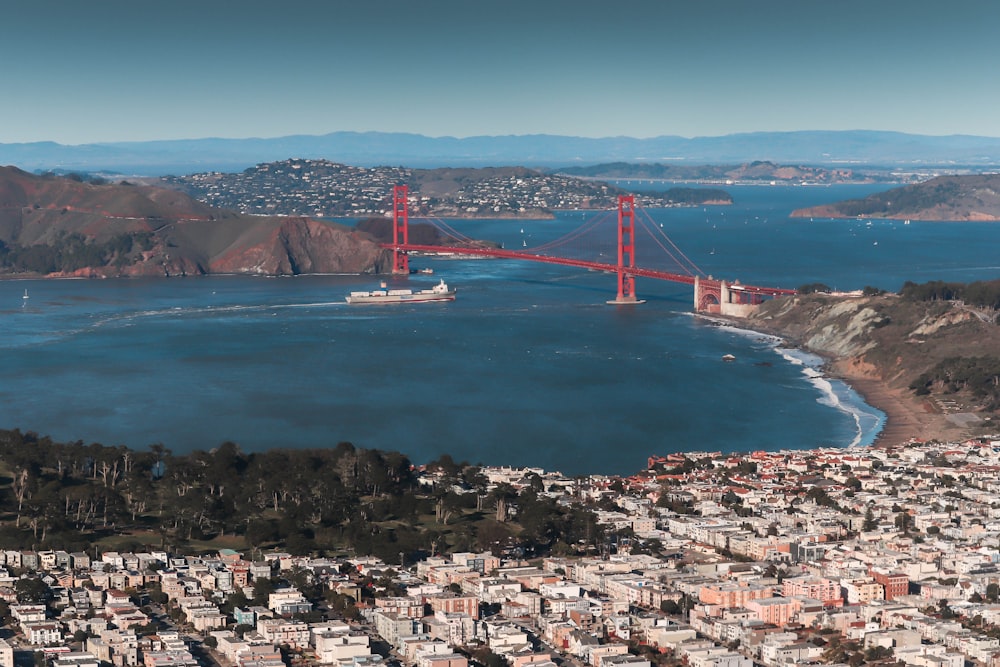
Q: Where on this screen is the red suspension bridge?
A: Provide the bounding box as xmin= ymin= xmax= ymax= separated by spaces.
xmin=382 ymin=185 xmax=796 ymax=314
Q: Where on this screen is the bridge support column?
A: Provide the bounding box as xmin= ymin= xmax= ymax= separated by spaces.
xmin=607 ymin=195 xmax=645 ymax=305
xmin=391 ymin=184 xmax=410 ymax=275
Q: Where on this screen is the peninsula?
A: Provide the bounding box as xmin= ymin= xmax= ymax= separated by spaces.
xmin=554 ymin=159 xmax=883 ymax=185
xmin=791 ymin=174 xmax=1000 ymax=221
xmin=0 ymin=167 xmax=481 ymax=278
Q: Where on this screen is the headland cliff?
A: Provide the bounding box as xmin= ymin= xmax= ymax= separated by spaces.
xmin=744 ymin=291 xmax=999 ymax=446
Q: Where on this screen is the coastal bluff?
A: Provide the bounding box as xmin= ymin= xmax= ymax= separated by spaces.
xmin=745 ymin=292 xmax=1000 ymax=445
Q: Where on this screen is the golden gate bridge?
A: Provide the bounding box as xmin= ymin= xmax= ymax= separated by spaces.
xmin=382 ymin=185 xmax=796 ymax=314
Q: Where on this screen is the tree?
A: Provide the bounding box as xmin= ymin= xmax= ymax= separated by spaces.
xmin=660 ymin=599 xmax=680 ymax=615
xmin=936 ymin=598 xmax=958 ymax=619
xmin=863 ymin=506 xmax=877 ymax=532
xmin=476 ymin=520 xmax=513 ymax=555
xmin=721 ymin=490 xmax=743 ymax=507
xmin=16 ymin=577 xmax=52 ymax=603
xmin=11 ymin=467 xmax=32 ymax=527
xmin=252 ymin=578 xmax=276 ymax=606
xmin=221 ymin=589 xmax=249 ymax=615
xmin=325 ymin=591 xmax=362 ymax=622
xmin=469 ymin=647 xmax=507 ymax=667
xmin=490 ymin=483 xmax=517 ymax=523
xmin=864 ymin=646 xmax=893 ymax=661
xmin=433 ymin=491 xmax=460 ymax=525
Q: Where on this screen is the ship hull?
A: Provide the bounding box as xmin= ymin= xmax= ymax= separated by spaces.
xmin=346 ymin=278 xmax=456 ymax=304
xmin=346 ymin=291 xmax=456 ymax=304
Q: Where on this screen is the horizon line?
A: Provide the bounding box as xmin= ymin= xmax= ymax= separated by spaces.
xmin=5 ymin=127 xmax=1000 ymax=147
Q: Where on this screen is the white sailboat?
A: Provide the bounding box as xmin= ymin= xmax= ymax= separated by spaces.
xmin=22 ymin=289 xmax=29 ymax=306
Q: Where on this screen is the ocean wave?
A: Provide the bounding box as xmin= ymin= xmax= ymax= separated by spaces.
xmin=775 ymin=346 xmax=885 ymax=447
xmin=691 ymin=313 xmax=784 ymax=345
xmin=692 ymin=312 xmax=885 ymax=447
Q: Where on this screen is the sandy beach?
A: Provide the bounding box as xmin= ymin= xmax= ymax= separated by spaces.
xmin=831 ymin=359 xmax=971 ymax=447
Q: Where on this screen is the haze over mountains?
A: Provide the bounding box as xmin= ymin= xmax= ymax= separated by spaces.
xmin=4 ymin=130 xmax=1000 ymax=176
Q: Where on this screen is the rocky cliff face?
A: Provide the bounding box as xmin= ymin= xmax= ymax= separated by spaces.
xmin=750 ymin=296 xmax=888 ymax=359
xmin=748 ymin=293 xmax=992 ymax=392
xmin=210 ymin=217 xmax=388 ymax=275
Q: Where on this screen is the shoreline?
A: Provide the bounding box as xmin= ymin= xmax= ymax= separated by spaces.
xmin=701 ymin=313 xmax=972 ymax=448
xmin=829 ymin=359 xmax=969 ymax=447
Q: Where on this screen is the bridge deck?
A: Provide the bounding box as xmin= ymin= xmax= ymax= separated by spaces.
xmin=384 ymin=243 xmax=796 ymax=297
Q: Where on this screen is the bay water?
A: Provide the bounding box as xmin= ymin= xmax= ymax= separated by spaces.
xmin=3 ymin=184 xmax=999 ymax=476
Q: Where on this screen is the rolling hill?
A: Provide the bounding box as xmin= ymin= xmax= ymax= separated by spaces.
xmin=791 ymin=174 xmax=1000 ymax=221
xmin=0 ymin=166 xmax=390 ymax=277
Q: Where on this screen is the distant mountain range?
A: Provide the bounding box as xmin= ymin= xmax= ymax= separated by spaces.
xmin=3 ymin=130 xmax=1000 ymax=176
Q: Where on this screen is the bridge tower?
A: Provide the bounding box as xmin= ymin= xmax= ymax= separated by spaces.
xmin=391 ymin=184 xmax=410 ymax=275
xmin=607 ymin=195 xmax=645 ymax=305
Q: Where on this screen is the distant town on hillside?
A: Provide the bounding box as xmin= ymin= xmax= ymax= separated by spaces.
xmin=160 ymin=160 xmax=734 ymax=219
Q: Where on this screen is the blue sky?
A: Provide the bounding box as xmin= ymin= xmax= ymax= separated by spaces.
xmin=3 ymin=0 xmax=999 ymax=144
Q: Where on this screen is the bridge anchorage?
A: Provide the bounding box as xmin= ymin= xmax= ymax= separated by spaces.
xmin=383 ymin=188 xmax=796 ymax=314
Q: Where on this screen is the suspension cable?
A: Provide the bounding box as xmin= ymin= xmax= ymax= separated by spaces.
xmin=531 ymin=209 xmax=617 ymax=253
xmin=635 ymin=206 xmax=705 ymax=277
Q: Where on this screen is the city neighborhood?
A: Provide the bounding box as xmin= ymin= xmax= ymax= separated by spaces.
xmin=4 ymin=437 xmax=1000 ymax=667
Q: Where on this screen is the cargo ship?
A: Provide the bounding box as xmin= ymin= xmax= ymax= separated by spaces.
xmin=345 ymin=279 xmax=456 ymax=305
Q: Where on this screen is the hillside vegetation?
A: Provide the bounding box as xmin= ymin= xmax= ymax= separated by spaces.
xmin=0 ymin=431 xmax=602 ymax=562
xmin=790 ymin=174 xmax=1000 ymax=221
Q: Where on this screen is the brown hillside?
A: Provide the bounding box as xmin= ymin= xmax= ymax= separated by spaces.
xmin=0 ymin=166 xmax=389 ymax=277
xmin=746 ymin=293 xmax=1000 ymax=442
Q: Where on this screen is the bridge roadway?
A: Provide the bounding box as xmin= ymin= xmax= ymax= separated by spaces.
xmin=385 ymin=243 xmax=797 ymax=298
